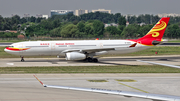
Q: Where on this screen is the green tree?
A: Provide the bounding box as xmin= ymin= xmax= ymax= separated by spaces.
xmin=60 ymin=24 xmax=80 ymax=38
xmin=138 ymin=25 xmax=153 ymax=37
xmin=40 ymin=19 xmax=53 ymax=30
xmin=20 ymin=18 xmax=27 ymax=24
xmin=118 ymin=16 xmax=126 ymax=26
xmin=121 ymin=24 xmax=139 ymax=38
xmin=77 ymin=21 xmax=85 ymax=32
xmin=114 ymin=13 xmax=121 ymax=23
xmin=73 ymin=20 xmax=79 ymax=25
xmin=84 ymin=24 xmax=93 ymax=35
xmin=0 ymin=15 xmax=3 ymax=30
xmin=106 ymin=26 xmax=118 ymax=35
xmin=30 ymin=16 xmax=36 ymax=22
xmin=93 ymin=20 xmax=104 ymax=37
xmin=164 ymin=24 xmax=180 ymax=38
xmin=52 ymin=19 xmax=61 ymax=28
xmin=49 ymin=27 xmax=61 ymax=37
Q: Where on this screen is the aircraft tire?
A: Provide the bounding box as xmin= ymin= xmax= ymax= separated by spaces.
xmin=93 ymin=58 xmax=98 ymax=62
xmin=87 ymin=57 xmax=93 ymax=62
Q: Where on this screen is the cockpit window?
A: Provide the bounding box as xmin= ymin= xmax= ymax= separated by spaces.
xmin=9 ymin=46 xmax=14 ymax=47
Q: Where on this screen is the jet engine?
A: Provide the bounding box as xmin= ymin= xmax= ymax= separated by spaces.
xmin=66 ymin=52 xmax=86 ymax=60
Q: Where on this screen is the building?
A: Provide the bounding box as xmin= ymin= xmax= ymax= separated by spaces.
xmin=24 ymin=14 xmax=30 ymax=18
xmin=104 ymin=23 xmax=118 ymax=28
xmin=35 ymin=14 xmax=48 ymax=19
xmin=92 ymin=9 xmax=111 ymax=14
xmin=126 ymin=21 xmax=129 ymax=26
xmin=36 ymin=14 xmax=42 ymax=18
xmin=51 ymin=10 xmax=74 ymax=17
xmin=75 ymin=9 xmax=88 ymax=16
xmin=42 ymin=15 xmax=49 ymax=19
xmin=139 ymin=22 xmax=146 ymax=26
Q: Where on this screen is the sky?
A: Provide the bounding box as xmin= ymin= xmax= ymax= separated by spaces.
xmin=0 ymin=0 xmax=180 ymax=17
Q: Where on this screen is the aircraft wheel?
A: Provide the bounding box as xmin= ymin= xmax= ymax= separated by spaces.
xmin=87 ymin=57 xmax=93 ymax=62
xmin=93 ymin=58 xmax=98 ymax=62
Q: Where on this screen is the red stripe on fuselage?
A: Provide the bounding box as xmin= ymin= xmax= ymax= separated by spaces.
xmin=6 ymin=47 xmax=30 ymax=51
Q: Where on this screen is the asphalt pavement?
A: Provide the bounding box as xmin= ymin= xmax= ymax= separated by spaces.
xmin=1 ymin=55 xmax=180 ymax=67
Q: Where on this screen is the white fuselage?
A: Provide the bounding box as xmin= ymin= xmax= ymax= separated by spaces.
xmin=4 ymin=40 xmax=150 ymax=57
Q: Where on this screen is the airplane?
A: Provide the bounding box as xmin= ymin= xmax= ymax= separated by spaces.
xmin=4 ymin=17 xmax=170 ymax=62
xmin=34 ymin=75 xmax=180 ymax=101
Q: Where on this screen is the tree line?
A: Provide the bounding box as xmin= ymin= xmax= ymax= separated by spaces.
xmin=0 ymin=12 xmax=180 ymax=38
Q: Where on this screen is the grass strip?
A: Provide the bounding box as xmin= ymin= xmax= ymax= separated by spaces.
xmin=1 ymin=65 xmax=180 ymax=74
xmin=87 ymin=80 xmax=108 ymax=82
xmin=115 ymin=79 xmax=137 ymax=82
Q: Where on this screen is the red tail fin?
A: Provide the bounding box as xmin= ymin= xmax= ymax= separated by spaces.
xmin=139 ymin=17 xmax=170 ymax=41
xmin=129 ymin=17 xmax=170 ymax=46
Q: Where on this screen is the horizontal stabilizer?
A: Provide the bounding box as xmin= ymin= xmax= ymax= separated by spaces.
xmin=129 ymin=43 xmax=137 ymax=47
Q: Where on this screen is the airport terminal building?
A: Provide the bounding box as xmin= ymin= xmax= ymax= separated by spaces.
xmin=51 ymin=10 xmax=74 ymax=17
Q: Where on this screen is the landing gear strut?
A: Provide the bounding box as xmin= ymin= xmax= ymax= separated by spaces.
xmin=21 ymin=56 xmax=25 ymax=62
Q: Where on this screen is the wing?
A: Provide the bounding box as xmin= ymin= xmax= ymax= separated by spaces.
xmin=137 ymin=60 xmax=180 ymax=69
xmin=33 ymin=75 xmax=180 ymax=101
xmin=62 ymin=43 xmax=137 ymax=53
xmin=61 ymin=48 xmax=115 ymax=53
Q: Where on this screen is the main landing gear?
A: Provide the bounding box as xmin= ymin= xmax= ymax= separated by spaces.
xmin=21 ymin=56 xmax=25 ymax=62
xmin=86 ymin=57 xmax=98 ymax=62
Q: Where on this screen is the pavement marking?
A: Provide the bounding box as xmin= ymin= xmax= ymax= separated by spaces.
xmin=119 ymin=82 xmax=149 ymax=93
xmin=6 ymin=63 xmax=14 ymax=65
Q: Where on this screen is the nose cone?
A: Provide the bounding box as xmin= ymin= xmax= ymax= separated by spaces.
xmin=4 ymin=47 xmax=12 ymax=54
xmin=4 ymin=47 xmax=8 ymax=52
xmin=4 ymin=47 xmax=19 ymax=55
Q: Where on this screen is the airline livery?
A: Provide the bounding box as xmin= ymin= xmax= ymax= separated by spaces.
xmin=4 ymin=17 xmax=170 ymax=62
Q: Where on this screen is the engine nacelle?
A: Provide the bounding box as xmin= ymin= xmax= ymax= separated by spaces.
xmin=66 ymin=52 xmax=86 ymax=60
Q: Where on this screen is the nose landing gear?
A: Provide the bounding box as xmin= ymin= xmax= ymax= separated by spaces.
xmin=21 ymin=56 xmax=25 ymax=62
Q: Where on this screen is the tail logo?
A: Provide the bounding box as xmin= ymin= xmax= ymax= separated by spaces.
xmin=147 ymin=21 xmax=167 ymax=37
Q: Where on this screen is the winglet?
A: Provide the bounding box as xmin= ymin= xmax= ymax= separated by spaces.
xmin=129 ymin=43 xmax=137 ymax=47
xmin=33 ymin=75 xmax=46 ymax=87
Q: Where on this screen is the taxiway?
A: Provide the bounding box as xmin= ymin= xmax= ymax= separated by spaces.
xmin=0 ymin=74 xmax=180 ymax=101
xmin=0 ymin=55 xmax=180 ymax=67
